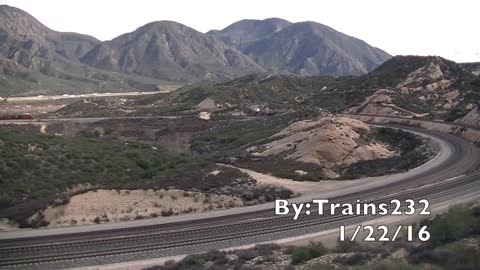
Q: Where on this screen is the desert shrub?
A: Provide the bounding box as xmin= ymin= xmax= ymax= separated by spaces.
xmin=236 ymin=249 xmax=258 ymax=261
xmin=0 ymin=194 xmax=13 ymax=208
xmin=283 ymin=265 xmax=296 ymax=270
xmin=190 ymin=115 xmax=293 ymax=156
xmin=470 ymin=76 xmax=480 ymax=88
xmin=341 ymin=128 xmax=439 ymax=178
xmin=181 ymin=254 xmax=205 ymax=268
xmin=204 ymin=250 xmax=228 ymax=265
xmin=161 ymin=209 xmax=174 ymax=217
xmin=441 ymin=245 xmax=480 ymax=270
xmin=240 ymin=185 xmax=293 ymax=202
xmin=332 ymin=252 xmax=372 ymax=266
xmin=136 ymin=159 xmax=150 ymax=170
xmin=291 ymin=241 xmax=329 ymax=264
xmin=367 ymin=261 xmax=422 ymax=270
xmin=472 ymin=205 xmax=480 ymax=216
xmin=427 ymin=206 xmax=480 ymax=247
xmin=252 ymin=243 xmax=281 ymax=255
xmin=409 ymin=242 xmax=480 ymax=269
xmin=407 ymin=206 xmax=480 ymax=269
xmin=146 ymin=250 xmax=229 ymax=270
xmin=305 ymin=263 xmax=338 ymax=270
xmin=445 ymin=108 xmax=469 ymax=121
xmin=409 ymin=247 xmax=450 ymax=265
xmin=335 ymin=238 xmax=362 ymax=253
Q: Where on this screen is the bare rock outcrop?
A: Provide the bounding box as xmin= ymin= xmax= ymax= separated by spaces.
xmin=458 ymin=106 xmax=480 ymax=127
xmin=352 ymin=56 xmax=472 ymax=118
xmin=250 ymin=117 xmax=395 ymax=168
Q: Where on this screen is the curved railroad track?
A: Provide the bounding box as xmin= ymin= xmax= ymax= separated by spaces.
xmin=0 ymin=122 xmax=479 ymax=270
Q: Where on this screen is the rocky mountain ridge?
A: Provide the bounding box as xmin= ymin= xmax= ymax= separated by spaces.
xmin=81 ymin=20 xmax=265 ymax=82
xmin=0 ymin=5 xmax=175 ymax=96
xmin=349 ymin=56 xmax=478 ymax=119
xmin=1 ymin=5 xmax=391 ymax=95
xmin=209 ymin=19 xmax=391 ymax=76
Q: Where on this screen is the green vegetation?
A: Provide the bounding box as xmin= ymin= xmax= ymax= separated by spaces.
xmin=410 ymin=243 xmax=480 ymax=270
xmin=190 ymin=114 xmax=297 ymax=157
xmin=306 ymin=261 xmax=423 ymax=270
xmin=145 ymin=244 xmax=282 ymax=270
xmin=470 ymin=76 xmax=480 ymax=90
xmin=0 ymin=121 xmax=296 ymax=227
xmin=0 ymin=129 xmax=230 ymax=226
xmin=0 ymin=130 xmax=201 ymax=201
xmin=52 ymin=56 xmax=480 ymax=125
xmin=311 ymin=89 xmax=376 ymax=112
xmin=419 ymin=205 xmax=480 ymax=248
xmin=0 ymin=54 xmax=175 ymax=97
xmin=407 ymin=205 xmax=480 ymax=270
xmin=291 ymin=241 xmax=329 ymax=264
xmin=335 ymin=238 xmax=362 ymax=253
xmin=340 ymin=128 xmax=439 ymax=178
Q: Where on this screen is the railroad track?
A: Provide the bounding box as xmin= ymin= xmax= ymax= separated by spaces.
xmin=3 ymin=170 xmax=480 ymax=259
xmin=0 ymin=123 xmax=479 ymax=269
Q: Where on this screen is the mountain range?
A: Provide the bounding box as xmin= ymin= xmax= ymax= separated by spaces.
xmin=208 ymin=18 xmax=390 ymax=76
xmin=0 ymin=5 xmax=390 ymax=95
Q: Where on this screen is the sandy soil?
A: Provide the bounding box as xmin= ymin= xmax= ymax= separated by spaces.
xmin=40 ymin=189 xmax=243 ymax=227
xmin=221 ymin=164 xmax=362 ymax=195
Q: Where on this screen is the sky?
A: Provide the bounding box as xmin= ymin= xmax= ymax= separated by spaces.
xmin=1 ymin=0 xmax=478 ymax=62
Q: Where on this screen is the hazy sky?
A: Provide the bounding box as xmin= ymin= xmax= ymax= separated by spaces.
xmin=1 ymin=0 xmax=478 ymax=62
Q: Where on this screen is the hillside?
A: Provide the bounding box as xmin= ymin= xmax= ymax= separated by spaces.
xmin=348 ymin=56 xmax=478 ymax=120
xmin=207 ymin=18 xmax=292 ymax=50
xmin=0 ymin=5 xmax=99 ymax=64
xmin=132 ymin=56 xmax=474 ymax=116
xmin=0 ymin=5 xmax=174 ymax=96
xmin=209 ymin=19 xmax=391 ymax=76
xmin=55 ymin=55 xmax=480 ymax=124
xmin=0 ymin=124 xmax=294 ymax=227
xmin=460 ymin=62 xmax=480 ymax=75
xmin=81 ymin=21 xmax=265 ymax=82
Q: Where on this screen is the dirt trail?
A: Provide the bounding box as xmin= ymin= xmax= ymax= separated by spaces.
xmin=220 ymin=164 xmax=361 ymax=195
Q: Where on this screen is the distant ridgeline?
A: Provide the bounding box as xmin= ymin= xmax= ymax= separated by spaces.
xmin=0 ymin=5 xmax=389 ymax=95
